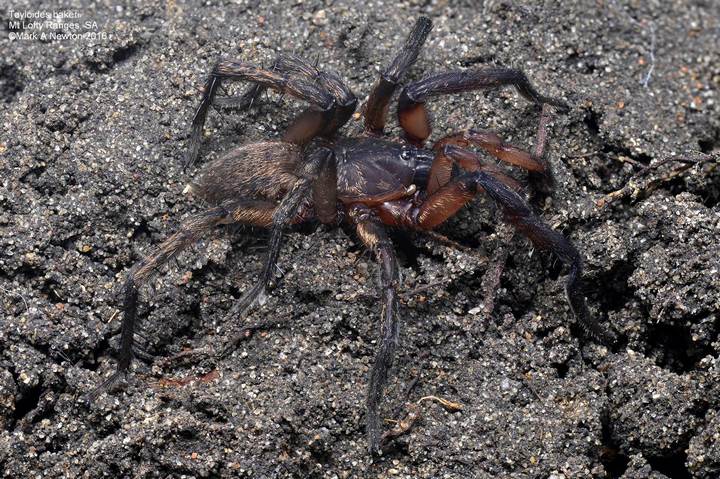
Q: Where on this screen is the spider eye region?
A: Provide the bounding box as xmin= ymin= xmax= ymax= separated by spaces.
xmin=399 ymin=146 xmax=415 ymax=161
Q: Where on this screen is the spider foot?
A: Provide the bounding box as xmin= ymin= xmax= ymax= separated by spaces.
xmin=576 ymin=315 xmax=616 ymax=347
xmin=225 ymin=283 xmax=267 ymax=323
xmin=131 ymin=344 xmax=156 ymax=363
xmin=539 ymin=95 xmax=570 ymax=113
xmin=82 ymin=370 xmax=127 ymax=405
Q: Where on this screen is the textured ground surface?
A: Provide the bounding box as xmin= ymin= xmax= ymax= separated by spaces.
xmin=1 ymin=1 xmax=719 ymax=478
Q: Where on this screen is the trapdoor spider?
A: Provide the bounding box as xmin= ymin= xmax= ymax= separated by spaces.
xmin=88 ymin=17 xmax=609 ymax=454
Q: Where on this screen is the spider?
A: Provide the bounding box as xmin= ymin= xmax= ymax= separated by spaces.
xmin=88 ymin=16 xmax=609 ymax=455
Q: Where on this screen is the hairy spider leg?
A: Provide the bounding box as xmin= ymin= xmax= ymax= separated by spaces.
xmin=186 ymin=56 xmax=356 ymax=168
xmin=398 ymin=67 xmax=569 ymax=146
xmin=186 ymin=57 xmax=315 ymax=170
xmin=210 ymin=57 xmax=292 ymax=113
xmin=223 ymin=148 xmax=338 ymax=324
xmin=428 ymin=138 xmax=535 ymax=195
xmin=186 ymin=73 xmax=221 ymax=170
xmin=272 ymin=54 xmax=357 ymax=138
xmin=426 ymin=102 xmax=554 ymax=195
xmin=209 ymin=58 xmax=280 ymax=112
xmin=348 ymin=204 xmax=401 ymax=455
xmin=185 ymin=60 xmax=331 ymax=167
xmin=84 ymin=200 xmax=277 ymax=402
xmin=407 ymin=171 xmax=609 ymax=342
xmin=312 ymin=148 xmax=338 ymax=225
xmin=364 ymin=16 xmax=433 ymax=134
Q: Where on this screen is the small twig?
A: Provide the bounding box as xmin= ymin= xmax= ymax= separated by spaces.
xmin=481 ymin=253 xmax=508 ymax=317
xmin=381 ymin=394 xmax=463 ymax=446
xmin=152 ymin=369 xmax=220 ymax=389
xmin=421 ymin=230 xmax=487 ymax=260
xmin=573 ymin=150 xmax=646 ymax=169
xmin=596 ymin=152 xmax=716 ymax=207
xmin=611 ymin=154 xmax=646 ymax=168
xmin=568 ymin=151 xmax=601 ymax=159
xmin=480 ymin=224 xmax=513 ymax=318
xmin=157 ymin=346 xmax=214 ymax=368
xmin=417 ymin=395 xmax=464 ymax=412
xmin=400 ymin=280 xmax=446 ymax=299
xmin=107 ymin=310 xmax=119 ymax=324
xmin=381 ymin=403 xmax=421 ymax=444
xmin=532 ymin=103 xmax=552 ymax=166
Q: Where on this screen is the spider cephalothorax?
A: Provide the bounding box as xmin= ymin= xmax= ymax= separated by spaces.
xmin=88 ymin=16 xmax=609 ymax=454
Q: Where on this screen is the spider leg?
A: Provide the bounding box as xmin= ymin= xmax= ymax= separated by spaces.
xmin=223 ymin=147 xmax=337 ymax=323
xmin=185 ymin=61 xmax=331 ymax=169
xmin=408 ymin=172 xmax=609 ymax=343
xmin=312 ymin=146 xmax=338 ymax=225
xmin=273 ymin=55 xmax=357 ymax=137
xmin=348 ymin=204 xmax=401 ymax=455
xmin=84 ymin=200 xmax=278 ymax=402
xmin=428 ymin=144 xmax=524 ymax=194
xmin=212 ymin=82 xmax=267 ymax=111
xmin=186 ymin=56 xmax=356 ymax=168
xmin=398 ymin=67 xmax=568 ymax=146
xmin=186 ymin=74 xmax=222 ymax=170
xmin=211 ymin=55 xmax=317 ymax=113
xmin=426 ymin=104 xmax=555 ymax=194
xmin=473 ymin=172 xmax=608 ymax=342
xmin=364 ymin=17 xmax=433 ymax=134
xmin=187 ymin=57 xmax=286 ymax=171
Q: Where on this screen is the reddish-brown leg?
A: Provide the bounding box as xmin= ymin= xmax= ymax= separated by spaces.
xmin=416 ymin=175 xmax=477 ymax=229
xmin=426 ymin=104 xmax=555 ymax=195
xmin=395 ymin=171 xmax=609 ymax=342
xmin=449 ymin=146 xmax=523 ymax=191
xmin=427 ymin=138 xmax=531 ymax=195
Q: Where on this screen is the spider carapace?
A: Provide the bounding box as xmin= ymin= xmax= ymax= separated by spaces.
xmin=88 ymin=16 xmax=610 ymax=455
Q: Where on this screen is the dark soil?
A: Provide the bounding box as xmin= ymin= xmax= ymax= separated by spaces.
xmin=1 ymin=1 xmax=719 ymax=478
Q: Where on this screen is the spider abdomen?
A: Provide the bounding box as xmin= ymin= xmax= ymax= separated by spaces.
xmin=191 ymin=141 xmax=302 ymax=204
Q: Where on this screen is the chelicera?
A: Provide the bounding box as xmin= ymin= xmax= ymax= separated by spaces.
xmin=88 ymin=17 xmax=609 ymax=454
